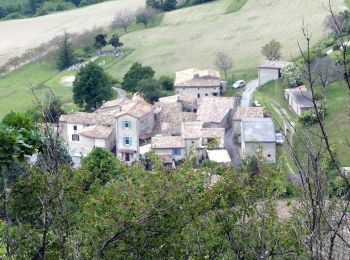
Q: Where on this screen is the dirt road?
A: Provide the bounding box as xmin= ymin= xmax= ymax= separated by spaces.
xmin=241 ymin=79 xmax=259 ymax=107
xmin=0 ymin=0 xmax=144 ymax=66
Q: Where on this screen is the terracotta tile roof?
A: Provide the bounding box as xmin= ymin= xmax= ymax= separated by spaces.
xmin=151 ymin=135 xmax=185 ymax=149
xmin=233 ymin=107 xmax=265 ymax=120
xmin=96 ymin=98 xmax=131 ymax=111
xmin=197 ymin=97 xmax=236 ymax=123
xmin=59 ymin=112 xmax=112 ymax=126
xmin=154 ymin=102 xmax=197 ymax=135
xmin=181 ymin=121 xmax=204 ymax=139
xmin=79 ymin=125 xmax=113 ymax=139
xmin=115 ymin=99 xmax=154 ymax=119
xmin=259 ymin=60 xmax=292 ymax=69
xmin=175 ymin=68 xmax=221 ymax=88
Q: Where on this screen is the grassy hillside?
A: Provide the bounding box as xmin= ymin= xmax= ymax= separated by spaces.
xmin=110 ymin=0 xmax=344 ymax=78
xmin=255 ymin=80 xmax=350 ymax=166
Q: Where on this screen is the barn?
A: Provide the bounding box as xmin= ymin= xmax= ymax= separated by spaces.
xmin=258 ymin=60 xmax=292 ymax=86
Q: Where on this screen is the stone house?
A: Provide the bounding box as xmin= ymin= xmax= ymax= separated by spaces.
xmin=241 ymin=118 xmax=276 ymax=163
xmin=115 ymin=96 xmax=155 ymax=163
xmin=196 ymin=96 xmax=238 ymax=129
xmin=174 ymin=68 xmax=227 ymax=98
xmin=151 ymin=135 xmax=186 ymax=163
xmin=284 ymin=86 xmax=314 ymax=116
xmin=258 ymin=60 xmax=292 ymax=86
xmin=233 ymin=107 xmax=265 ymax=136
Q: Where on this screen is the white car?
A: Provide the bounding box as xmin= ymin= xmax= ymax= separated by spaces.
xmin=275 ymin=132 xmax=284 ymax=144
xmin=232 ymin=80 xmax=246 ymax=89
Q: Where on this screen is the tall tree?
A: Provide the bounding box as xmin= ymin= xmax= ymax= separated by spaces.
xmin=95 ymin=34 xmax=107 ymax=54
xmin=122 ymin=62 xmax=155 ymax=92
xmin=261 ymin=39 xmax=282 ymax=61
xmin=111 ymin=9 xmax=134 ymax=32
xmin=136 ymin=78 xmax=164 ymax=103
xmin=136 ymin=7 xmax=158 ymax=27
xmin=108 ymin=34 xmax=123 ymax=53
xmin=73 ymin=62 xmax=112 ymax=111
xmin=57 ymin=32 xmax=75 ymax=70
xmin=215 ymin=51 xmax=233 ymax=80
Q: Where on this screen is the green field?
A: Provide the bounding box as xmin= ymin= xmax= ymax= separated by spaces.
xmin=255 ymin=80 xmax=350 ymax=166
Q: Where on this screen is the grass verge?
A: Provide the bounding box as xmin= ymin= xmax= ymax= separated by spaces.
xmin=226 ymin=0 xmax=248 ymax=14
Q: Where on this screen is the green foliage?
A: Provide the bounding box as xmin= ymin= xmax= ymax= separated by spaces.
xmin=0 ymin=112 xmax=42 ymax=167
xmin=136 ymin=78 xmax=164 ymax=103
xmin=122 ymin=62 xmax=155 ymax=92
xmin=94 ymin=34 xmax=107 ymax=54
xmin=136 ymin=7 xmax=159 ymax=27
xmin=42 ymin=95 xmax=64 ymax=123
xmin=108 ymin=34 xmax=123 ymax=53
xmin=281 ymin=64 xmax=303 ymax=88
xmin=159 ymin=75 xmax=174 ymax=91
xmin=226 ymin=0 xmax=248 ymax=14
xmin=57 ymin=32 xmax=75 ymax=70
xmin=73 ymin=62 xmax=112 ymax=111
xmin=146 ymin=0 xmax=176 ymax=11
xmin=261 ymin=39 xmax=282 ymax=61
xmin=81 ymin=148 xmax=120 ymax=188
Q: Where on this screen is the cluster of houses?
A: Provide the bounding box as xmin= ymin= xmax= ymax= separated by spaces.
xmin=59 ymin=63 xmax=315 ymax=167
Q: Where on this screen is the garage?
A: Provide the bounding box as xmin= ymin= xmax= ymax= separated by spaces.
xmin=258 ymin=60 xmax=292 ymax=86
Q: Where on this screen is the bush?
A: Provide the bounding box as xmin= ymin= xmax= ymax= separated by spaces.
xmin=159 ymin=75 xmax=174 ymax=91
xmin=281 ymin=64 xmax=303 ymax=88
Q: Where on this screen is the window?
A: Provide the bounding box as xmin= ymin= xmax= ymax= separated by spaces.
xmin=123 ymin=121 xmax=130 ymax=129
xmin=123 ymin=137 xmax=132 ymax=146
xmin=172 ymin=149 xmax=181 ymax=156
xmin=213 ymin=93 xmax=218 ymax=96
xmin=267 ymin=154 xmax=271 ymax=158
xmin=73 ymin=125 xmax=77 ymax=131
xmin=72 ymin=134 xmax=79 ymax=141
xmin=205 ymin=93 xmax=208 ymax=96
xmin=197 ymin=94 xmax=200 ymax=98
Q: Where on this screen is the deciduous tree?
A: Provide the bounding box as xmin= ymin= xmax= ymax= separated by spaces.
xmin=111 ymin=9 xmax=134 ymax=32
xmin=215 ymin=51 xmax=233 ymax=80
xmin=122 ymin=62 xmax=155 ymax=92
xmin=73 ymin=62 xmax=112 ymax=111
xmin=108 ymin=34 xmax=123 ymax=53
xmin=261 ymin=39 xmax=282 ymax=61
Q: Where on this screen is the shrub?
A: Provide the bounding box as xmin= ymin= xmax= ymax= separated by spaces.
xmin=281 ymin=64 xmax=303 ymax=88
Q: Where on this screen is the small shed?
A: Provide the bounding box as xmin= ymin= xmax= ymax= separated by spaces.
xmin=258 ymin=60 xmax=292 ymax=86
xmin=285 ymin=86 xmax=314 ymax=116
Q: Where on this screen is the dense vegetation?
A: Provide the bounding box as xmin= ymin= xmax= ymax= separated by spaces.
xmin=0 ymin=0 xmax=109 ymax=20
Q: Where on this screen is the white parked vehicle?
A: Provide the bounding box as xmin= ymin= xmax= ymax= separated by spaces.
xmin=232 ymin=80 xmax=246 ymax=89
xmin=275 ymin=132 xmax=284 ymax=144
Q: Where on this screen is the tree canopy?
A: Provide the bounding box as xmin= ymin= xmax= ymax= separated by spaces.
xmin=57 ymin=32 xmax=75 ymax=70
xmin=122 ymin=62 xmax=155 ymax=92
xmin=261 ymin=39 xmax=282 ymax=61
xmin=73 ymin=62 xmax=112 ymax=111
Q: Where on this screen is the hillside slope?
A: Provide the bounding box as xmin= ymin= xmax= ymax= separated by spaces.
xmin=0 ymin=0 xmax=144 ymax=66
xmin=112 ymin=0 xmax=345 ymax=77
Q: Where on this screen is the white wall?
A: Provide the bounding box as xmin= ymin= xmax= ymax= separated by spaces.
xmin=258 ymin=68 xmax=280 ymax=86
xmin=116 ymin=115 xmax=139 ymax=162
xmin=175 ymin=87 xmax=221 ymax=98
xmin=67 ymin=123 xmax=84 ymax=143
xmin=242 ymin=142 xmax=276 ymax=163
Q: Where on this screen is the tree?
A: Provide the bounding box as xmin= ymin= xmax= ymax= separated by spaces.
xmin=57 ymin=32 xmax=75 ymax=70
xmin=0 ymin=65 xmax=9 ymax=76
xmin=81 ymin=148 xmax=120 ymax=188
xmin=95 ymin=34 xmax=107 ymax=54
xmin=136 ymin=7 xmax=158 ymax=27
xmin=215 ymin=52 xmax=233 ymax=80
xmin=122 ymin=62 xmax=155 ymax=92
xmin=136 ymin=78 xmax=163 ymax=103
xmin=42 ymin=94 xmax=64 ymax=123
xmin=163 ymin=0 xmax=177 ymax=11
xmin=159 ymin=75 xmax=174 ymax=91
xmin=73 ymin=62 xmax=112 ymax=111
xmin=261 ymin=39 xmax=282 ymax=61
xmin=108 ymin=34 xmax=123 ymax=53
xmin=281 ymin=64 xmax=303 ymax=88
xmin=111 ymin=9 xmax=134 ymax=32
xmin=6 ymin=57 xmax=22 ymax=70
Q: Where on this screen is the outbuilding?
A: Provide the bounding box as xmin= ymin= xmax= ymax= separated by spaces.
xmin=258 ymin=60 xmax=292 ymax=86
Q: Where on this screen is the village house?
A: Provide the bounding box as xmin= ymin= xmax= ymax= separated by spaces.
xmin=151 ymin=135 xmax=186 ymax=164
xmin=174 ymin=68 xmax=227 ymax=98
xmin=241 ymin=118 xmax=276 ymax=163
xmin=59 ymin=96 xmax=155 ymax=164
xmin=258 ymin=60 xmax=292 ymax=86
xmin=196 ymin=96 xmax=239 ymax=129
xmin=284 ymin=85 xmax=314 ymax=116
xmin=114 ymin=96 xmax=155 ymax=162
xmin=232 ymin=107 xmax=266 ymax=136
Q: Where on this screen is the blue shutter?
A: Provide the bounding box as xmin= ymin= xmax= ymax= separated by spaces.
xmin=129 ymin=121 xmax=131 ymax=129
xmin=123 ymin=137 xmax=126 ymax=145
xmin=121 ymin=121 xmax=125 ymax=129
xmin=172 ymin=149 xmax=175 ymax=156
xmin=129 ymin=138 xmax=132 ymax=146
